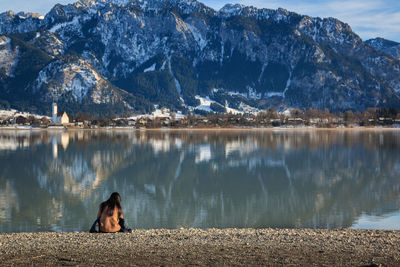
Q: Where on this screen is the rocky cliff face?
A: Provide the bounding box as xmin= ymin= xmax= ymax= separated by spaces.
xmin=366 ymin=38 xmax=400 ymax=60
xmin=1 ymin=0 xmax=400 ymax=115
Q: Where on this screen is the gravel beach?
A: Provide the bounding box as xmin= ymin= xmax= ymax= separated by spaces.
xmin=0 ymin=228 xmax=399 ymax=266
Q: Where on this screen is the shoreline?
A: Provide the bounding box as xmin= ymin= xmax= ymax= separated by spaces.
xmin=1 ymin=228 xmax=399 ymax=266
xmin=1 ymin=126 xmax=400 ymax=131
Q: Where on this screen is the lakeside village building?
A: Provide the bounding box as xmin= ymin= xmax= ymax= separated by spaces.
xmin=52 ymin=103 xmax=69 ymax=125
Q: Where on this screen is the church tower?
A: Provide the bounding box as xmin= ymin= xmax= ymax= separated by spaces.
xmin=52 ymin=102 xmax=58 ymax=124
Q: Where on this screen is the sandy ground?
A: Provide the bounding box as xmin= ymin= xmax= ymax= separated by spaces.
xmin=0 ymin=228 xmax=399 ymax=266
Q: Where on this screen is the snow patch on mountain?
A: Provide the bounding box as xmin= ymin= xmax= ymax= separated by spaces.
xmin=195 ymin=95 xmax=214 ymax=112
xmin=193 ymin=94 xmax=258 ymax=115
xmin=223 ymin=87 xmax=262 ymax=100
xmin=0 ymin=36 xmax=19 ymax=77
xmin=219 ymin=4 xmax=246 ymax=16
xmin=0 ymin=36 xmax=10 ymax=46
xmin=168 ymin=56 xmax=183 ymax=98
xmin=0 ymin=109 xmax=48 ymax=120
xmin=144 ymin=63 xmax=156 ymax=72
xmin=34 ymin=59 xmax=97 ymax=101
xmin=239 ymin=102 xmax=259 ymax=114
xmin=266 ymin=92 xmax=284 ymax=98
xmin=225 ymin=105 xmax=244 ymax=115
xmin=32 ymin=58 xmax=120 ymax=104
xmin=110 ymin=0 xmax=131 ymax=5
xmin=49 ymin=16 xmax=83 ymax=35
xmin=186 ymin=22 xmax=207 ymax=50
xmin=283 ymin=72 xmax=292 ymax=98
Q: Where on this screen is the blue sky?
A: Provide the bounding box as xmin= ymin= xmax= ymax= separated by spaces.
xmin=0 ymin=0 xmax=399 ymax=42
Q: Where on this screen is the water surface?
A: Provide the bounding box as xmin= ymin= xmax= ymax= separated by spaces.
xmin=0 ymin=129 xmax=399 ymax=232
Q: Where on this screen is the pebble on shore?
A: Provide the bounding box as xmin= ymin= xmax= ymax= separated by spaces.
xmin=0 ymin=228 xmax=399 ymax=266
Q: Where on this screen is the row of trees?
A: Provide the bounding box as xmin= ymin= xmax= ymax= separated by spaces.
xmin=2 ymin=107 xmax=400 ymax=128
xmin=100 ymin=107 xmax=400 ymax=128
xmin=285 ymin=107 xmax=400 ymax=126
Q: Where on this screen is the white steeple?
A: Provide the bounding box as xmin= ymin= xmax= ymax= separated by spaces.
xmin=52 ymin=102 xmax=58 ymax=124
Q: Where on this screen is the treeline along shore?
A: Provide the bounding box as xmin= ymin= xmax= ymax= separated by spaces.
xmin=1 ymin=107 xmax=400 ymax=129
xmin=0 ymin=229 xmax=399 ymax=266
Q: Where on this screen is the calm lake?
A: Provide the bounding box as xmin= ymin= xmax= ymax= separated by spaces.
xmin=0 ymin=129 xmax=399 ymax=232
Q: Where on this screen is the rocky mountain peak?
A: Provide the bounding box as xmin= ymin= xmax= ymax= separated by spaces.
xmin=219 ymin=3 xmax=246 ymax=14
xmin=0 ymin=10 xmax=43 ymax=34
xmin=366 ymin=38 xmax=400 ymax=60
xmin=74 ymin=0 xmax=206 ymax=11
xmin=0 ymin=10 xmax=43 ymax=19
xmin=367 ymin=37 xmax=399 ymax=48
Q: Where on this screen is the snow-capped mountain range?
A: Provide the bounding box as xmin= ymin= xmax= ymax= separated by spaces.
xmin=1 ymin=0 xmax=400 ymax=116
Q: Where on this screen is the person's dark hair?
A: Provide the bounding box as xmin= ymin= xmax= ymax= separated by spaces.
xmin=100 ymin=192 xmax=122 ymax=217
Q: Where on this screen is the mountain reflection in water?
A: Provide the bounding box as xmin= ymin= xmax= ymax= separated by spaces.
xmin=0 ymin=129 xmax=399 ymax=232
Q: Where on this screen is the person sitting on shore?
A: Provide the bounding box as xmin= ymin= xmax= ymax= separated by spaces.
xmin=90 ymin=192 xmax=131 ymax=233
